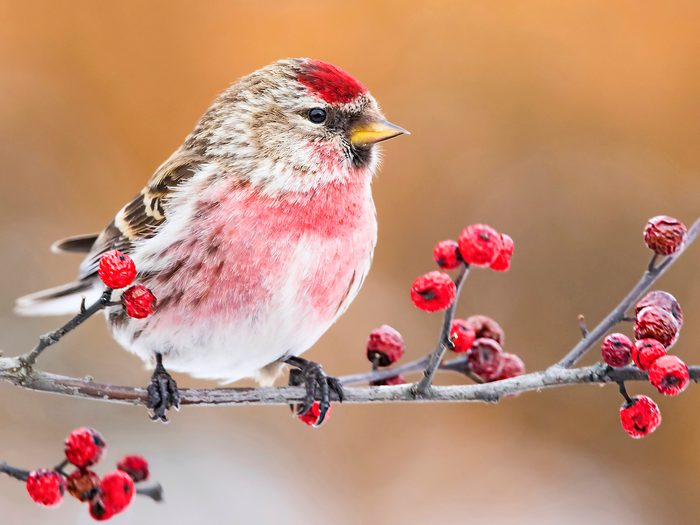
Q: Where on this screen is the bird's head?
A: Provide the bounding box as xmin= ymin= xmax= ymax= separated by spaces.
xmin=185 ymin=58 xmax=408 ymax=193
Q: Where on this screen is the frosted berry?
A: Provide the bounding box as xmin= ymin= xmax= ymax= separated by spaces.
xmin=90 ymin=498 xmax=115 ymax=521
xmin=297 ymin=401 xmax=332 ymax=427
xmin=631 ymin=339 xmax=666 ymax=371
xmin=467 ymin=338 xmax=504 ymax=381
xmin=98 ymin=250 xmax=136 ymax=289
xmin=493 ymin=353 xmax=526 ymax=380
xmin=117 ymin=455 xmax=150 ymax=483
xmin=26 ymin=469 xmax=66 ymax=507
xmin=433 ymin=239 xmax=463 ymax=270
xmin=635 ymin=290 xmax=683 ymax=327
xmin=634 ymin=306 xmax=679 ymax=348
xmin=366 ymin=325 xmax=405 ymax=366
xmin=65 ymin=427 xmax=106 ymax=468
xmin=66 ymin=469 xmax=100 ymax=502
xmin=600 ymin=333 xmax=633 ymax=368
xmin=619 ymin=395 xmax=661 ymax=438
xmin=465 ymin=315 xmax=505 ymax=345
xmin=370 ymin=374 xmax=407 ymax=386
xmin=100 ymin=471 xmax=135 ymax=516
xmin=410 ymin=271 xmax=456 ymax=312
xmin=648 ymin=355 xmax=690 ymax=396
xmin=489 ymin=233 xmax=514 ymax=272
xmin=643 ymin=215 xmax=687 ymax=255
xmin=122 ymin=285 xmax=157 ymax=319
xmin=449 ymin=319 xmax=476 ymax=353
xmin=458 ymin=224 xmax=503 ymax=267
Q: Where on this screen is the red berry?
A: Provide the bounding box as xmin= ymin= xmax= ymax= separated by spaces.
xmin=634 ymin=306 xmax=679 ymax=348
xmin=631 ymin=339 xmax=666 ymax=371
xmin=297 ymin=401 xmax=332 ymax=427
xmin=600 ymin=333 xmax=633 ymax=368
xmin=643 ymin=215 xmax=687 ymax=255
xmin=465 ymin=315 xmax=505 ymax=345
xmin=98 ymin=250 xmax=137 ymax=289
xmin=489 ymin=233 xmax=514 ymax=272
xmin=433 ymin=239 xmax=463 ymax=270
xmin=493 ymin=352 xmax=526 ymax=380
xmin=449 ymin=319 xmax=476 ymax=353
xmin=410 ymin=271 xmax=456 ymax=312
xmin=458 ymin=224 xmax=503 ymax=267
xmin=90 ymin=498 xmax=115 ymax=521
xmin=619 ymin=395 xmax=661 ymax=438
xmin=117 ymin=455 xmax=150 ymax=483
xmin=635 ymin=290 xmax=683 ymax=328
xmin=65 ymin=427 xmax=106 ymax=468
xmin=467 ymin=338 xmax=504 ymax=380
xmin=26 ymin=469 xmax=66 ymax=507
xmin=122 ymin=285 xmax=157 ymax=319
xmin=66 ymin=469 xmax=100 ymax=502
xmin=370 ymin=374 xmax=407 ymax=386
xmin=100 ymin=471 xmax=135 ymax=516
xmin=366 ymin=325 xmax=405 ymax=366
xmin=648 ymin=355 xmax=690 ymax=396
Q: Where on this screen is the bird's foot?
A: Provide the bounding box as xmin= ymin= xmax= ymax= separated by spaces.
xmin=146 ymin=353 xmax=180 ymax=423
xmin=285 ymin=356 xmax=344 ymax=426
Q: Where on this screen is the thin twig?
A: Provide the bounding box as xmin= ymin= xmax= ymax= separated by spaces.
xmin=0 ymin=463 xmax=30 ymax=482
xmin=414 ymin=264 xmax=470 ymax=394
xmin=556 ymin=218 xmax=700 ymax=369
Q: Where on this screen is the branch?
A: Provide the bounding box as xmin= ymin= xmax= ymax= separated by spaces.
xmin=556 ymin=218 xmax=700 ymax=368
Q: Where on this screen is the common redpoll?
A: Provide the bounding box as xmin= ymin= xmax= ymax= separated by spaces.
xmin=15 ymin=59 xmax=408 ymax=422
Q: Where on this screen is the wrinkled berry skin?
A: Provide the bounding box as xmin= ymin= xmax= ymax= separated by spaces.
xmin=635 ymin=290 xmax=683 ymax=328
xmin=489 ymin=233 xmax=514 ymax=272
xmin=600 ymin=333 xmax=633 ymax=368
xmin=631 ymin=339 xmax=667 ymax=371
xmin=449 ymin=319 xmax=476 ymax=353
xmin=98 ymin=250 xmax=137 ymax=289
xmin=467 ymin=338 xmax=504 ymax=380
xmin=458 ymin=224 xmax=503 ymax=267
xmin=433 ymin=240 xmax=463 ymax=270
xmin=465 ymin=315 xmax=505 ymax=345
xmin=648 ymin=355 xmax=690 ymax=396
xmin=117 ymin=455 xmax=150 ymax=483
xmin=410 ymin=271 xmax=456 ymax=312
xmin=26 ymin=469 xmax=66 ymax=507
xmin=370 ymin=374 xmax=407 ymax=386
xmin=100 ymin=471 xmax=135 ymax=516
xmin=366 ymin=325 xmax=405 ymax=366
xmin=643 ymin=215 xmax=687 ymax=255
xmin=619 ymin=395 xmax=661 ymax=438
xmin=65 ymin=427 xmax=106 ymax=468
xmin=66 ymin=469 xmax=100 ymax=502
xmin=122 ymin=285 xmax=157 ymax=319
xmin=297 ymin=401 xmax=332 ymax=427
xmin=493 ymin=353 xmax=526 ymax=380
xmin=635 ymin=306 xmax=679 ymax=348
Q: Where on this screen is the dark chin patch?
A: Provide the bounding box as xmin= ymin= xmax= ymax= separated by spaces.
xmin=349 ymin=145 xmax=373 ymax=168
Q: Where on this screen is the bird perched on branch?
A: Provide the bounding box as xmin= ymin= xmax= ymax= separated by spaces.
xmin=15 ymin=58 xmax=408 ymax=422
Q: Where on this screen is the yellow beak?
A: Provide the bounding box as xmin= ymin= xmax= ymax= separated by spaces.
xmin=350 ymin=119 xmax=409 ymax=146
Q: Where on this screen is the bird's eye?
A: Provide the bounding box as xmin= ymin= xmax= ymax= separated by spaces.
xmin=307 ymin=108 xmax=327 ymax=124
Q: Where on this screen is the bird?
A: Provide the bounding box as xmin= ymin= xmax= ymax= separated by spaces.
xmin=15 ymin=58 xmax=408 ymax=422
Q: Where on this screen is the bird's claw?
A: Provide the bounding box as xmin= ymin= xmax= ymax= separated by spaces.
xmin=146 ymin=357 xmax=180 ymax=423
xmin=286 ymin=357 xmax=344 ymax=426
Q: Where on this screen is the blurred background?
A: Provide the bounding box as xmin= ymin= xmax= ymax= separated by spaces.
xmin=1 ymin=1 xmax=699 ymax=523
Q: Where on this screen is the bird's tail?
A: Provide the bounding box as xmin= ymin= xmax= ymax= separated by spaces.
xmin=15 ymin=280 xmax=102 ymax=317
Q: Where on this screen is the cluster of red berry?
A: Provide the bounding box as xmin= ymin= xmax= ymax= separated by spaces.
xmin=23 ymin=427 xmax=153 ymax=520
xmin=606 ymin=215 xmax=689 ymax=438
xmin=98 ymin=250 xmax=157 ymax=319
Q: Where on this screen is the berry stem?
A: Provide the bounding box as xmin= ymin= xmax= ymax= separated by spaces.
xmin=24 ymin=289 xmax=114 ymax=365
xmin=577 ymin=314 xmax=589 ymax=338
xmin=0 ymin=462 xmax=30 ymax=482
xmin=617 ymin=381 xmax=632 ymax=404
xmin=136 ymin=483 xmax=164 ymax=503
xmin=556 ymin=218 xmax=700 ymax=369
xmin=414 ymin=264 xmax=470 ymax=395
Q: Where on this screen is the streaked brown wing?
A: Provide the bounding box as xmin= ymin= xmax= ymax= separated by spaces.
xmin=78 ymin=151 xmax=204 ymax=279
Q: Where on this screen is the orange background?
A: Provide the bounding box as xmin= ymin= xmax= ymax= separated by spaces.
xmin=1 ymin=1 xmax=699 ymax=523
